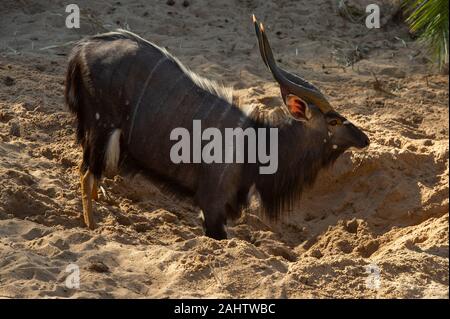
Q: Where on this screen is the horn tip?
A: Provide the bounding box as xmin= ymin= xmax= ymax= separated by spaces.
xmin=259 ymin=22 xmax=265 ymax=32
xmin=252 ymin=14 xmax=256 ymax=22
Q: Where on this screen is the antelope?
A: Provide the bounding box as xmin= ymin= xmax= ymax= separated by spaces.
xmin=64 ymin=16 xmax=369 ymax=240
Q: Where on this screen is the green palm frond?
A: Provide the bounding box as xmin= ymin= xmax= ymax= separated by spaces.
xmin=403 ymin=0 xmax=449 ymax=70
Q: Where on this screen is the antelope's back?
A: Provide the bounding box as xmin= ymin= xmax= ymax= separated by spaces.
xmin=73 ymin=30 xmax=243 ymax=192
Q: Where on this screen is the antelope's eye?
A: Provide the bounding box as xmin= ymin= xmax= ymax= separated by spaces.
xmin=329 ymin=119 xmax=339 ymax=126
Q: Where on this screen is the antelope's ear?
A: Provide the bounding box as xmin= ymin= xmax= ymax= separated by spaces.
xmin=285 ymin=94 xmax=311 ymax=121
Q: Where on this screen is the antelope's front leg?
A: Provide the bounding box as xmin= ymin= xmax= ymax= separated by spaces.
xmin=80 ymin=169 xmax=96 ymax=229
xmin=201 ymin=207 xmax=228 ymax=240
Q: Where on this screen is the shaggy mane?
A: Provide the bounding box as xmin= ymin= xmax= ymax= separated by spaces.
xmin=243 ymin=105 xmax=343 ymax=220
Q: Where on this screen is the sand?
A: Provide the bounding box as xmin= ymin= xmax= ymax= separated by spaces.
xmin=0 ymin=0 xmax=448 ymax=298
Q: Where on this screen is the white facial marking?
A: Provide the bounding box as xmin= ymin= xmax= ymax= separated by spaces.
xmin=95 ymin=112 xmax=100 ymax=120
xmin=328 ymin=131 xmax=332 ymax=137
xmin=332 ymin=144 xmax=338 ymax=149
xmin=343 ymin=120 xmax=350 ymax=125
xmin=323 ymin=139 xmax=327 ymax=143
xmin=198 ymin=211 xmax=205 ymax=222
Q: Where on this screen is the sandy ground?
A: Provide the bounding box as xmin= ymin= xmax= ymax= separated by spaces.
xmin=0 ymin=0 xmax=448 ymax=298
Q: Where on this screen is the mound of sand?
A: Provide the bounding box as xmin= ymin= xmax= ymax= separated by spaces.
xmin=0 ymin=0 xmax=448 ymax=298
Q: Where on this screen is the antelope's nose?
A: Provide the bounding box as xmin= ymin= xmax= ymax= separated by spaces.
xmin=362 ymin=135 xmax=370 ymax=148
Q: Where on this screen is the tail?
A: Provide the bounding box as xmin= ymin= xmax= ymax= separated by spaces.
xmin=65 ymin=53 xmax=85 ymax=144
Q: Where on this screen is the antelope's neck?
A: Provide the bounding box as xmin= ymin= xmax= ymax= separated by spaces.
xmin=251 ymin=121 xmax=329 ymax=216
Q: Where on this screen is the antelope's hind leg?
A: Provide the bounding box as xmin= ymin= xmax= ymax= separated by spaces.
xmin=79 ymin=167 xmax=97 ymax=229
xmin=91 ymin=178 xmax=98 ymax=201
xmin=78 ymin=128 xmax=121 ymax=228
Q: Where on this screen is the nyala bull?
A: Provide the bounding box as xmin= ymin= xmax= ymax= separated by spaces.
xmin=65 ymin=16 xmax=369 ymax=240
